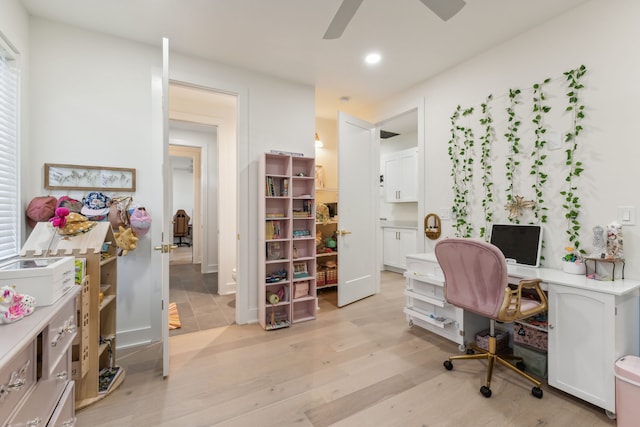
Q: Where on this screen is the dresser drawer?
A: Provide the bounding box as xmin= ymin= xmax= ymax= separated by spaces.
xmin=48 ymin=381 xmax=76 ymax=427
xmin=43 ymin=296 xmax=77 ymax=378
xmin=0 ymin=341 xmax=36 ymax=423
xmin=6 ymin=372 xmax=68 ymax=427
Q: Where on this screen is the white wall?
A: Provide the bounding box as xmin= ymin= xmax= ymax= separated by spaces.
xmin=171 ymin=168 xmax=194 ymax=218
xmin=24 ymin=16 xmax=315 ymax=347
xmin=373 ymin=0 xmax=640 ymax=277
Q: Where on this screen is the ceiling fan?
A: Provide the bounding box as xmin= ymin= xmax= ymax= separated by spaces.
xmin=323 ymin=0 xmax=466 ymax=39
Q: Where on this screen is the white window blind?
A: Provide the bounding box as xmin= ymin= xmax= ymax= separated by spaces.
xmin=0 ymin=33 xmax=19 ymax=261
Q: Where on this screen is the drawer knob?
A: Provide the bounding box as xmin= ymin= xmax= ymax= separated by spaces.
xmin=26 ymin=417 xmax=42 ymax=426
xmin=62 ymin=418 xmax=77 ymax=427
xmin=4 ymin=359 xmax=31 ymax=393
xmin=56 ymin=370 xmax=69 ymax=380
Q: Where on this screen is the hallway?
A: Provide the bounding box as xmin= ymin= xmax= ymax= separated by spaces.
xmin=169 ymin=248 xmax=236 ymax=335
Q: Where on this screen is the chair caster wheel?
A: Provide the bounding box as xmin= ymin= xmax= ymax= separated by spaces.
xmin=532 ymin=387 xmax=543 ymax=399
xmin=516 ymin=361 xmax=525 ymax=371
xmin=466 ymin=348 xmax=475 ymax=355
xmin=443 ymin=360 xmax=453 ymax=370
xmin=480 ymin=385 xmax=492 ymax=398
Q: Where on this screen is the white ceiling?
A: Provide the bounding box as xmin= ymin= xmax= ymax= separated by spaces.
xmin=20 ymin=0 xmax=590 ymax=119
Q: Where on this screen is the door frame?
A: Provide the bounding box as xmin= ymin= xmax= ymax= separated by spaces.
xmin=168 ymin=143 xmax=202 ymax=264
xmin=375 ymin=98 xmax=426 ymax=256
xmin=167 ymin=72 xmax=249 ymax=324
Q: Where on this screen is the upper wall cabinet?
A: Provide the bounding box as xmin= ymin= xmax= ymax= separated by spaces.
xmin=384 ymin=147 xmax=418 ymax=203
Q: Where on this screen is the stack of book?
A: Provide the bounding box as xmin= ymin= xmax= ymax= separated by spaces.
xmin=98 ymin=366 xmax=122 ymax=394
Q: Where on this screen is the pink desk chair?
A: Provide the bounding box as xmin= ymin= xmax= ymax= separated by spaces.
xmin=435 ymin=237 xmax=548 ymax=398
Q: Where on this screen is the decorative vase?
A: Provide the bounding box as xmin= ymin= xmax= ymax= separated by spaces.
xmin=562 ymin=261 xmax=586 ymax=275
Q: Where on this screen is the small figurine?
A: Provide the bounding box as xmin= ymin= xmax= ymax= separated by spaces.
xmin=606 ymin=222 xmax=623 ymax=259
xmin=591 ymin=225 xmax=606 ymax=258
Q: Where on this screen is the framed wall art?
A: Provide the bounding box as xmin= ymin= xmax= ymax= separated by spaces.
xmin=44 ymin=163 xmax=136 ymax=192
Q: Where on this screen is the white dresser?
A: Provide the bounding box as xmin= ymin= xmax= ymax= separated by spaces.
xmin=403 ymin=253 xmax=488 ymax=351
xmin=0 ymin=286 xmax=79 ymax=427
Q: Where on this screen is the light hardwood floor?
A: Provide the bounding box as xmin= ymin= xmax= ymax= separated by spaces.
xmin=76 ymin=271 xmax=616 ymax=426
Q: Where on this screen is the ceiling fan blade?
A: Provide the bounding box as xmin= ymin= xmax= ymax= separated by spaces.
xmin=418 ymin=0 xmax=466 ymax=22
xmin=323 ymin=0 xmax=365 ymax=40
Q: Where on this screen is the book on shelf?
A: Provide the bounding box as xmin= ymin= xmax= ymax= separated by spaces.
xmin=98 ymin=366 xmax=122 ymax=394
xmin=266 ymin=176 xmax=277 ymax=196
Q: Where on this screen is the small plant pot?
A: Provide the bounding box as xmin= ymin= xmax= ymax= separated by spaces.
xmin=562 ymin=261 xmax=586 ymax=275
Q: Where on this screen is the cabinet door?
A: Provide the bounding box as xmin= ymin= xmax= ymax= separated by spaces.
xmin=383 ymin=228 xmax=416 ymax=269
xmin=548 ymin=285 xmax=615 ymax=412
xmin=383 ymin=228 xmax=401 ymax=268
xmin=397 ymin=229 xmax=417 ymax=264
xmin=384 ymin=149 xmax=417 ymax=203
xmin=384 ymin=156 xmax=402 ymax=203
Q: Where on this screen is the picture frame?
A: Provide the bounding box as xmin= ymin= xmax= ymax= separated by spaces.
xmin=44 ymin=163 xmax=136 ymax=192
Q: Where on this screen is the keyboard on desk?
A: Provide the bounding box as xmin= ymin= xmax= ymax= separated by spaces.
xmin=506 ymin=264 xmax=541 ymax=278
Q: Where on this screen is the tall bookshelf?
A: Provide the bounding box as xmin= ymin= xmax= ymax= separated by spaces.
xmin=259 ymin=152 xmax=317 ymax=330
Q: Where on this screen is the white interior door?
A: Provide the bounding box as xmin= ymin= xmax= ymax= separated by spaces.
xmin=160 ymin=38 xmax=171 ymax=377
xmin=337 ymin=112 xmax=379 ymax=307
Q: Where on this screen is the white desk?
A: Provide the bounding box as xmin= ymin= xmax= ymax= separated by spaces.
xmin=404 ymin=252 xmax=640 ymax=416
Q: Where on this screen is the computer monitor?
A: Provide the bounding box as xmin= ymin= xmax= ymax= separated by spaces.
xmin=489 ymin=224 xmax=543 ymax=267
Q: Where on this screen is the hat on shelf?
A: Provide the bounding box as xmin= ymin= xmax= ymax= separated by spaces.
xmin=81 ymin=192 xmax=111 ymax=219
xmin=57 ymin=212 xmax=96 ymax=236
xmin=57 ymin=196 xmax=83 ymax=214
xmin=25 ymin=196 xmax=57 ymax=228
xmin=130 ymin=207 xmax=152 ymax=237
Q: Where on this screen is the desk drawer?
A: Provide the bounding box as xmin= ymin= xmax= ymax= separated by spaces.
xmin=0 ymin=341 xmax=36 ymax=422
xmin=44 ymin=295 xmax=77 ymax=378
xmin=405 ymin=259 xmax=443 ymax=281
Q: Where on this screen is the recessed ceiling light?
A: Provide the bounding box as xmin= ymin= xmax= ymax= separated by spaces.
xmin=365 ymin=52 xmax=381 ymax=65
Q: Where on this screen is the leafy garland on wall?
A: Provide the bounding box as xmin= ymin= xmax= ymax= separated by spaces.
xmin=447 ymin=65 xmax=587 ymax=248
xmin=447 ymin=105 xmax=475 ymax=237
xmin=561 ymin=65 xmax=587 ymax=253
xmin=504 ymin=88 xmax=525 ymax=223
xmin=530 ymin=78 xmax=552 ymax=224
xmin=478 ymin=94 xmax=495 ymax=238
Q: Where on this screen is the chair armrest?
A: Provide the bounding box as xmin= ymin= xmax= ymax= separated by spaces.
xmin=498 ymin=278 xmax=548 ymax=322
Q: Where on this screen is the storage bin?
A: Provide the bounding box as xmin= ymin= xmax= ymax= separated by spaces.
xmin=615 ymin=355 xmax=640 ymax=426
xmin=513 ymin=320 xmax=548 ymax=351
xmin=475 ymin=329 xmax=509 ymax=352
xmin=316 ymin=270 xmax=326 ymax=286
xmin=513 ymin=344 xmax=547 ymax=378
xmin=326 ymin=268 xmax=337 ymax=284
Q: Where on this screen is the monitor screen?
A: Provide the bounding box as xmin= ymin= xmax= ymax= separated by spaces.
xmin=489 ymin=224 xmax=543 ymax=267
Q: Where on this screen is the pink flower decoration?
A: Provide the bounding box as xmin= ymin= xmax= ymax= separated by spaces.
xmin=49 ymin=207 xmax=70 ymax=229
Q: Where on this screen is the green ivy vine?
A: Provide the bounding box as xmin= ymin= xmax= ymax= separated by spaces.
xmin=561 ymin=65 xmax=587 ymax=253
xmin=479 ymin=94 xmax=495 ymax=238
xmin=448 ymin=105 xmax=475 ymax=238
xmin=504 ymin=88 xmax=522 ymax=223
xmin=530 ymin=78 xmax=551 ymax=224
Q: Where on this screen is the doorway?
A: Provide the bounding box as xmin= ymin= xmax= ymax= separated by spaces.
xmin=167 ymin=83 xmax=238 ymax=335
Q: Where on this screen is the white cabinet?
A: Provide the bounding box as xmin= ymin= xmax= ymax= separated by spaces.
xmin=548 ymin=284 xmax=639 ymax=414
xmin=384 ymin=148 xmax=418 ymax=203
xmin=383 ymin=227 xmax=417 ymax=271
xmin=403 ymin=253 xmax=488 ymax=350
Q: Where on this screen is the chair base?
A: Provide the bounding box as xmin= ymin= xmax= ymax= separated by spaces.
xmin=175 ymin=236 xmax=191 ymax=247
xmin=444 ymin=331 xmax=543 ymax=399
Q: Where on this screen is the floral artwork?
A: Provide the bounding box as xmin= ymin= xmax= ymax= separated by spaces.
xmin=44 ymin=164 xmax=136 ymax=191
